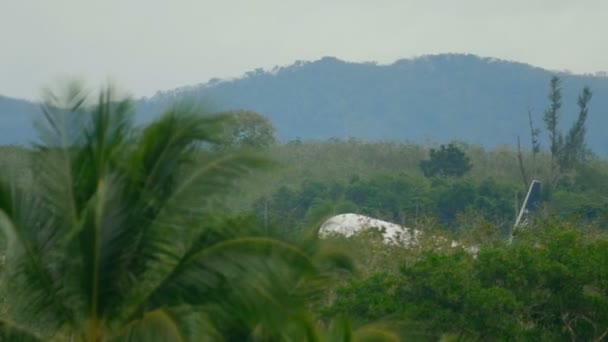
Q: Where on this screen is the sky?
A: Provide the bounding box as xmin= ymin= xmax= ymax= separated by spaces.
xmin=1 ymin=0 xmax=607 ymax=100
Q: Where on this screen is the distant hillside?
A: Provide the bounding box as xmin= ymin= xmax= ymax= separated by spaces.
xmin=142 ymin=54 xmax=608 ymax=154
xmin=0 ymin=95 xmax=40 ymax=145
xmin=3 ymin=54 xmax=608 ymax=154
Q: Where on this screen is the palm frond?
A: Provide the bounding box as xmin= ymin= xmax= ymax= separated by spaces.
xmin=120 ymin=236 xmax=316 ymax=322
xmin=1 ymin=82 xmax=356 ymax=340
xmin=114 ymin=157 xmax=270 ymax=317
xmin=109 ymin=307 xmax=220 ymax=342
xmin=0 ymin=318 xmax=43 ymax=341
xmin=0 ymin=178 xmax=76 ymax=335
xmin=35 ymin=80 xmax=90 ymax=148
xmin=291 ymin=200 xmax=356 ymax=275
xmin=353 ymin=325 xmax=403 ymax=342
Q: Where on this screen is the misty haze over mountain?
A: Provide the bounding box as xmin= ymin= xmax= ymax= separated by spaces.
xmin=2 ymin=54 xmax=607 ymax=154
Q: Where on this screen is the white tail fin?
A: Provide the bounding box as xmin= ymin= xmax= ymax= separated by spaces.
xmin=510 ymin=180 xmax=541 ymax=242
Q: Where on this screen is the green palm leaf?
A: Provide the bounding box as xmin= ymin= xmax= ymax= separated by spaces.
xmin=0 ymin=319 xmax=42 ymax=341
xmin=109 ymin=307 xmax=220 ymax=342
xmin=0 ymin=82 xmax=360 ymax=341
xmin=0 ymin=178 xmax=77 ymax=336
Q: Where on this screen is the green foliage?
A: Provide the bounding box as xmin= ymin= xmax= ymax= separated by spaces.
xmin=325 ymin=223 xmax=608 ymax=340
xmin=325 ymin=272 xmax=400 ymax=322
xmin=256 ymin=172 xmax=519 ymax=237
xmin=541 ymin=76 xmax=594 ymax=184
xmin=420 ymin=143 xmax=472 ymax=178
xmin=543 ymin=76 xmax=563 ymax=167
xmin=0 ymin=84 xmax=357 ymax=341
xmin=560 ymin=86 xmax=593 ymax=170
xmin=528 ymin=109 xmax=541 ymax=156
xmin=217 ymin=109 xmax=277 ymax=148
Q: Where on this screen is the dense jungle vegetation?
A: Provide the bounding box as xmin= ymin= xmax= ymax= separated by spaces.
xmin=0 ymin=78 xmax=607 ymax=341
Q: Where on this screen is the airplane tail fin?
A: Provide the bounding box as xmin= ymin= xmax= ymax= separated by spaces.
xmin=511 ymin=180 xmax=541 ymax=241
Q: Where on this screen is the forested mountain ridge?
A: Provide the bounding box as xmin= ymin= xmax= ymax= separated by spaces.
xmin=0 ymin=95 xmax=40 ymax=145
xmin=3 ymin=54 xmax=608 ymax=154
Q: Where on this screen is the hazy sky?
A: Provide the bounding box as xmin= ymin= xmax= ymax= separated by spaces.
xmin=2 ymin=0 xmax=607 ymax=100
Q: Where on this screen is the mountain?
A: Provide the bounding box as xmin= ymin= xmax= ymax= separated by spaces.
xmin=142 ymin=54 xmax=608 ymax=154
xmin=0 ymin=95 xmax=40 ymax=145
xmin=2 ymin=54 xmax=608 ymax=154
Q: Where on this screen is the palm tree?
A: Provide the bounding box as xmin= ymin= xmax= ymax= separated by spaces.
xmin=0 ymin=83 xmax=352 ymax=341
